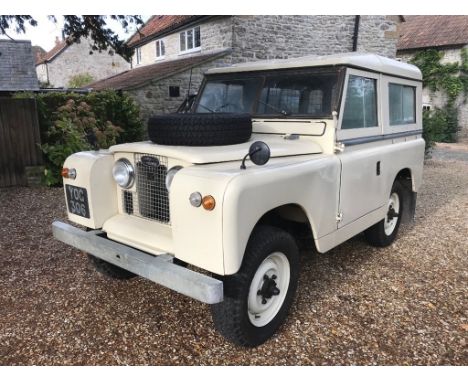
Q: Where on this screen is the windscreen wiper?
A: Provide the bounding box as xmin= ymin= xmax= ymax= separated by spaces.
xmin=197 ymin=103 xmax=215 ymax=113
xmin=257 ymin=100 xmax=291 ymax=116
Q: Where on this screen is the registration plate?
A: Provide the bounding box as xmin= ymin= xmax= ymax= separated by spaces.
xmin=65 ymin=185 xmax=90 ymax=218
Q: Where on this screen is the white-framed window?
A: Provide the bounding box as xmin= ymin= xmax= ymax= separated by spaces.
xmin=135 ymin=47 xmax=142 ymax=65
xmin=155 ymin=39 xmax=165 ymax=59
xmin=389 ymin=83 xmax=416 ymax=125
xmin=180 ymin=26 xmax=201 ymax=53
xmin=341 ymin=74 xmax=378 ymax=129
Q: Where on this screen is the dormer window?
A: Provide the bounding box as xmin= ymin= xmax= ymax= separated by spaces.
xmin=180 ymin=26 xmax=201 ymax=53
xmin=155 ymin=39 xmax=165 ymax=59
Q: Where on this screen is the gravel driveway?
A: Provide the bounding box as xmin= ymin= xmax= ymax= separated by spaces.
xmin=0 ymin=146 xmax=467 ymax=365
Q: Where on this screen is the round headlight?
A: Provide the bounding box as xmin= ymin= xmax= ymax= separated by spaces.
xmin=112 ymin=159 xmax=134 ymax=189
xmin=165 ymin=166 xmax=183 ymax=191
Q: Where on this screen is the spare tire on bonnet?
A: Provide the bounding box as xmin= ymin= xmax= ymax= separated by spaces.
xmin=148 ymin=113 xmax=252 ymax=146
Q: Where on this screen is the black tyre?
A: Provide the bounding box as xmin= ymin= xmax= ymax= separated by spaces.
xmin=148 ymin=113 xmax=252 ymax=146
xmin=87 ymin=254 xmax=137 ymax=280
xmin=211 ymin=226 xmax=300 ymax=347
xmin=364 ymin=181 xmax=404 ymax=247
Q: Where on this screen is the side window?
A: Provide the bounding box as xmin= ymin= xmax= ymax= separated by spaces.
xmin=342 ymin=75 xmax=378 ymax=129
xmin=389 ymin=83 xmax=416 ymax=125
xmin=135 ymin=47 xmax=142 ymax=65
xmin=155 ymin=40 xmax=165 ymax=59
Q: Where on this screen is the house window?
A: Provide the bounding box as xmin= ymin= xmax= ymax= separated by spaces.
xmin=180 ymin=26 xmax=201 ymax=53
xmin=389 ymin=83 xmax=416 ymax=125
xmin=136 ymin=47 xmax=142 ymax=65
xmin=342 ymin=75 xmax=378 ymax=129
xmin=155 ymin=40 xmax=165 ymax=59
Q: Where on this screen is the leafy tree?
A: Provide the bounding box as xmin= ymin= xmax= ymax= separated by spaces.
xmin=0 ymin=15 xmax=143 ymax=61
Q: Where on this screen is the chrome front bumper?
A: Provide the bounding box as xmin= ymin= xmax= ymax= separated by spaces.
xmin=52 ymin=221 xmax=223 ymax=304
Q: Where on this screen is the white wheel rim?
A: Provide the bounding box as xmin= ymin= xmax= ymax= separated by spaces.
xmin=384 ymin=192 xmax=400 ymax=236
xmin=247 ymin=252 xmax=290 ymax=327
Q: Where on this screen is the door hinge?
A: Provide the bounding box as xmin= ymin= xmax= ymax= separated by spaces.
xmin=334 ymin=142 xmax=345 ymax=153
xmin=336 ymin=211 xmax=343 ymax=223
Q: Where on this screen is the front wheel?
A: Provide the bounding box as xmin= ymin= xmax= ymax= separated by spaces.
xmin=211 ymin=226 xmax=300 ymax=347
xmin=365 ymin=181 xmax=404 ymax=247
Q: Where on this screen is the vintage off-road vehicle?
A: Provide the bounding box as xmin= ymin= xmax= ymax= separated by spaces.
xmin=53 ymin=53 xmax=425 ymax=347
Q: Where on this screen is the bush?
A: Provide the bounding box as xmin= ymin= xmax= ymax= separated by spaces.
xmin=68 ymin=73 xmax=94 ymax=88
xmin=423 ymin=105 xmax=459 ymax=153
xmin=14 ymin=90 xmax=144 ymax=186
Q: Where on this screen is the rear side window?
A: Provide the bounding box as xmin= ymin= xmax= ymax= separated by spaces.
xmin=341 ymin=75 xmax=378 ymax=129
xmin=389 ymin=83 xmax=416 ymax=125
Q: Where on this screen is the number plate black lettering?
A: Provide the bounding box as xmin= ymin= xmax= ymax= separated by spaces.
xmin=65 ymin=185 xmax=90 ymax=218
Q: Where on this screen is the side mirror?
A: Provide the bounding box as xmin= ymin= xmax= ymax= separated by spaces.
xmin=240 ymin=141 xmax=271 ymax=169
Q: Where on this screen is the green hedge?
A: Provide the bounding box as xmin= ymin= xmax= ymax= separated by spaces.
xmin=14 ymin=90 xmax=144 ymax=186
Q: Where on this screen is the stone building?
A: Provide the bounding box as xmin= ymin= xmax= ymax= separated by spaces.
xmin=35 ymin=36 xmax=130 ymax=88
xmin=397 ymin=16 xmax=468 ymax=142
xmin=90 ymin=15 xmax=403 ymax=124
xmin=0 ymin=39 xmax=39 ymax=92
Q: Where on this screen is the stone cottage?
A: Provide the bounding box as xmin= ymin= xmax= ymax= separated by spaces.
xmin=397 ymin=15 xmax=468 ymax=141
xmin=0 ymin=39 xmax=39 ymax=93
xmin=90 ymin=15 xmax=403 ymax=124
xmin=35 ymin=36 xmax=130 ymax=88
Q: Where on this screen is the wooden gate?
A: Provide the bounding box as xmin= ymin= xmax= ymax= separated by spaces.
xmin=0 ymin=98 xmax=43 ymax=187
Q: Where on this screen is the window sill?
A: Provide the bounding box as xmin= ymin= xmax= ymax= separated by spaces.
xmin=155 ymin=56 xmax=166 ymax=61
xmin=179 ymin=47 xmax=202 ymax=56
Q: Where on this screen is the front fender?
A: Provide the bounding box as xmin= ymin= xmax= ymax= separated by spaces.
xmin=222 ymin=155 xmax=340 ymax=275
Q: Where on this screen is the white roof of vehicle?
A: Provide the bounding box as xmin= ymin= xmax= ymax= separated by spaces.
xmin=206 ymin=53 xmax=422 ymax=80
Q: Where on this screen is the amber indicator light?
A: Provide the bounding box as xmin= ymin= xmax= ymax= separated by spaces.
xmin=202 ymin=195 xmax=216 ymax=211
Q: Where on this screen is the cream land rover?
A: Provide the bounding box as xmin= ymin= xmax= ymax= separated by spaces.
xmin=53 ymin=53 xmax=425 ymax=347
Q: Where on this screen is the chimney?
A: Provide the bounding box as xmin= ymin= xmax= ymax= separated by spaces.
xmin=55 ymin=36 xmax=60 ymax=45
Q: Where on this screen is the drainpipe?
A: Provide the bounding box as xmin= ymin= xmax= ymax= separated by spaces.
xmin=352 ymin=15 xmax=360 ymax=52
xmin=45 ymin=62 xmax=50 ymax=85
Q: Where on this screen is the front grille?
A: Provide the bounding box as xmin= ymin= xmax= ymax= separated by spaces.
xmin=122 ymin=153 xmax=170 ymax=224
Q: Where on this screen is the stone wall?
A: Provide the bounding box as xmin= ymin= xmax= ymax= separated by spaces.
xmin=0 ymin=40 xmax=38 ymax=90
xmin=126 ymin=15 xmax=402 ymax=127
xmin=132 ymin=17 xmax=234 ymax=68
xmin=128 ymin=55 xmax=232 ymax=124
xmin=39 ymin=37 xmax=130 ymax=88
xmin=230 ymin=15 xmax=400 ymax=63
xmin=398 ymin=47 xmax=468 ymax=142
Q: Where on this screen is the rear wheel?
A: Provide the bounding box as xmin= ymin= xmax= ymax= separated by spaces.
xmin=365 ymin=181 xmax=404 ymax=247
xmin=211 ymin=226 xmax=300 ymax=347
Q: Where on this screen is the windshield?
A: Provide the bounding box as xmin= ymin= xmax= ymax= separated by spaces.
xmin=195 ymin=69 xmax=341 ymax=117
xmin=195 ymin=78 xmax=262 ymax=113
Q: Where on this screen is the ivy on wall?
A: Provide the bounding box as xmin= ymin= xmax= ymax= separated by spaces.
xmin=410 ymin=48 xmax=468 ymax=148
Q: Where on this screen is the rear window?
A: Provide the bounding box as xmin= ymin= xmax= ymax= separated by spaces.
xmin=389 ymin=83 xmax=416 ymax=125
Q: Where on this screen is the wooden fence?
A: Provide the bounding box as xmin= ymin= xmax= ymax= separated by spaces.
xmin=0 ymin=98 xmax=43 ymax=187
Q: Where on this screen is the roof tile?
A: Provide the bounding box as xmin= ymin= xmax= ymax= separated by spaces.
xmin=398 ymin=16 xmax=468 ymax=51
xmin=88 ymin=50 xmax=230 ymax=90
xmin=128 ymin=15 xmax=205 ymax=47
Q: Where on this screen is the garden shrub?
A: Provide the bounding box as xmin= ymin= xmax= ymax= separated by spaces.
xmin=14 ymin=90 xmax=144 ymax=186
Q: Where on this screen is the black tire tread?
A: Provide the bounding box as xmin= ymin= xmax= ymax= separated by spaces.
xmin=364 ymin=181 xmax=404 ymax=247
xmin=211 ymin=225 xmax=299 ymax=347
xmin=147 ymin=113 xmax=252 ymax=146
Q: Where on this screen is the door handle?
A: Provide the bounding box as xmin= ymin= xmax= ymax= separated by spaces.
xmin=376 ymin=161 xmax=381 ymax=176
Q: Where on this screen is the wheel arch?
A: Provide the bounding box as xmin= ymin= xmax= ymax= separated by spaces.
xmin=251 ymin=203 xmax=317 ymax=251
xmin=392 ymin=167 xmax=417 ymax=224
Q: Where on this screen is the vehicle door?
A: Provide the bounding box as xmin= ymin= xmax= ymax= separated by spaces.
xmin=336 ymin=69 xmax=385 ymax=228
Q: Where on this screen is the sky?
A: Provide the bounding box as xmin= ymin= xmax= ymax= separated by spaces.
xmin=0 ymin=15 xmax=150 ymax=51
